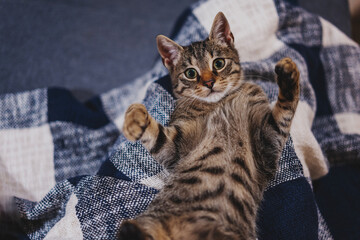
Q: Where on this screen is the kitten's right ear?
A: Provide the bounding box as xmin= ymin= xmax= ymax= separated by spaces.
xmin=156 ymin=35 xmax=183 ymax=69
xmin=209 ymin=12 xmax=234 ymax=46
xmin=118 ymin=220 xmax=152 ymax=240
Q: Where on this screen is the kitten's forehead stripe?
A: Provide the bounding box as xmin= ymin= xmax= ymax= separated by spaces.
xmin=186 ymin=57 xmax=193 ymax=66
xmin=181 ymin=61 xmax=189 ymax=69
xmin=202 ymin=41 xmax=206 ymax=50
xmin=194 ymin=45 xmax=203 ymax=62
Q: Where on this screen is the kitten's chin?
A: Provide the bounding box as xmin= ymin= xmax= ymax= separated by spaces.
xmin=196 ymin=85 xmax=232 ymax=103
xmin=203 ymin=91 xmax=227 ymax=102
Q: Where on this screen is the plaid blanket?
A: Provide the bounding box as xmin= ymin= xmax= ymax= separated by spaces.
xmin=1 ymin=0 xmax=359 ymax=239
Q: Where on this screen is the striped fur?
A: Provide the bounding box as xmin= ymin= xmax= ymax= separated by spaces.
xmin=120 ymin=12 xmax=300 ymax=240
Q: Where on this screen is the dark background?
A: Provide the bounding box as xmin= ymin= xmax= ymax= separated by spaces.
xmin=0 ymin=0 xmax=351 ymax=101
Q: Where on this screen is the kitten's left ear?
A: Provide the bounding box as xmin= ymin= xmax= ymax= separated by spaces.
xmin=209 ymin=12 xmax=234 ymax=46
xmin=156 ymin=35 xmax=183 ymax=69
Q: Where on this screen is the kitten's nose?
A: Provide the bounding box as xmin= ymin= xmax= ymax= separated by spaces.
xmin=203 ymin=79 xmax=215 ymax=89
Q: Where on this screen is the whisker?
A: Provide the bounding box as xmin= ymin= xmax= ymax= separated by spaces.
xmin=242 ymin=74 xmax=275 ymax=82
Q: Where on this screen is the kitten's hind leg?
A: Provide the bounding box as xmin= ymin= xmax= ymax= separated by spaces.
xmin=271 ymin=57 xmax=300 ymax=138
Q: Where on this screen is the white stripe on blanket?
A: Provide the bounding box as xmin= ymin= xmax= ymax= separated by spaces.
xmin=193 ymin=0 xmax=285 ymax=62
xmin=44 ymin=194 xmax=83 ymax=240
xmin=335 ymin=113 xmax=360 ymax=135
xmin=320 ymin=17 xmax=358 ymax=47
xmin=290 ymin=101 xmax=328 ymax=180
xmin=139 ymin=170 xmax=169 ymax=190
xmin=0 ymin=124 xmax=55 ymax=202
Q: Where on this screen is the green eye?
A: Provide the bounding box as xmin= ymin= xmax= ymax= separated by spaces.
xmin=213 ymin=58 xmax=225 ymax=70
xmin=185 ymin=68 xmax=198 ymax=79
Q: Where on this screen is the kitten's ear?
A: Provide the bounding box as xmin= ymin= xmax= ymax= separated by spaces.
xmin=156 ymin=35 xmax=183 ymax=69
xmin=209 ymin=12 xmax=234 ymax=46
xmin=118 ymin=220 xmax=152 ymax=240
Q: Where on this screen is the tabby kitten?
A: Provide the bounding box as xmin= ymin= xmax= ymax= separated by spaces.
xmin=119 ymin=12 xmax=300 ymax=240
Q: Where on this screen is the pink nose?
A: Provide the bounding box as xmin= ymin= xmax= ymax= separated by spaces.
xmin=203 ymin=79 xmax=215 ymax=89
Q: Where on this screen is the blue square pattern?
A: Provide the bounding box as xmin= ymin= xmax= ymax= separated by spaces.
xmin=0 ymin=88 xmax=48 ymax=129
xmin=257 ymin=177 xmax=319 ymax=240
xmin=51 ymin=121 xmax=119 ymax=182
xmin=312 ymin=115 xmax=360 ymax=165
xmin=47 ymin=88 xmax=110 ymax=129
xmin=74 ymin=176 xmax=158 ymax=240
xmin=320 ymin=46 xmax=360 ymax=114
xmin=15 ymin=180 xmax=75 ymax=239
xmin=275 ymin=0 xmax=322 ymax=47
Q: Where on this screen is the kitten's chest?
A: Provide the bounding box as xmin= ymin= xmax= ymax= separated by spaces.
xmin=205 ymin=98 xmax=248 ymax=139
xmin=172 ymin=94 xmax=250 ymax=156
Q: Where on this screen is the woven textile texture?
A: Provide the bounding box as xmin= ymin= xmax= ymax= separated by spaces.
xmin=1 ymin=0 xmax=359 ymax=239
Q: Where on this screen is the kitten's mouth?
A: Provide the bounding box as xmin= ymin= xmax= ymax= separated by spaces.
xmin=208 ymin=89 xmax=218 ymax=95
xmin=208 ymin=88 xmax=222 ymax=95
xmin=200 ymin=83 xmax=235 ymax=102
xmin=195 ymin=85 xmax=231 ymax=102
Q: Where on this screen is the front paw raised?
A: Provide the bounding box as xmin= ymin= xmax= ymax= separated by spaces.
xmin=275 ymin=57 xmax=300 ymax=101
xmin=123 ymin=103 xmax=150 ymax=141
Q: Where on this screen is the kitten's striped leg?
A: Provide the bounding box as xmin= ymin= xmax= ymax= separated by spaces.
xmin=254 ymin=58 xmax=300 ymax=183
xmin=272 ymin=57 xmax=300 ymax=138
xmin=123 ymin=103 xmax=179 ymax=169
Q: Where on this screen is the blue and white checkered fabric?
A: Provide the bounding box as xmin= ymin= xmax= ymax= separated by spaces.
xmin=1 ymin=0 xmax=359 ymax=239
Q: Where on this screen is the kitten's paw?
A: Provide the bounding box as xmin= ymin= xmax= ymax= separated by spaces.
xmin=275 ymin=57 xmax=300 ymax=100
xmin=123 ymin=104 xmax=150 ymax=141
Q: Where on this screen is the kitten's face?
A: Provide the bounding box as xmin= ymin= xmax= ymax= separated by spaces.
xmin=157 ymin=12 xmax=241 ymax=103
xmin=170 ymin=40 xmax=240 ymax=102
